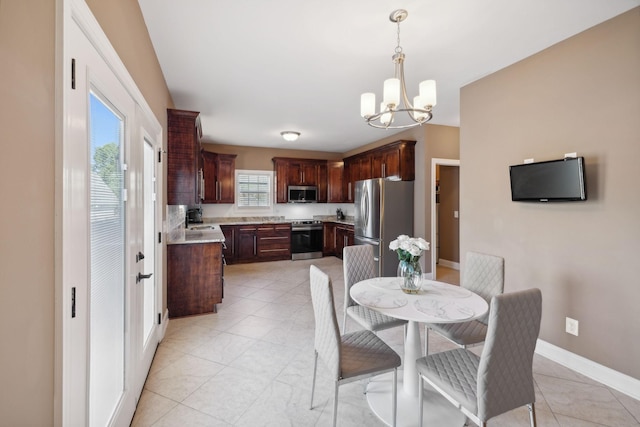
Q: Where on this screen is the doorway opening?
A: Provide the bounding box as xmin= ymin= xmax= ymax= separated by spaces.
xmin=431 ymin=158 xmax=460 ymax=281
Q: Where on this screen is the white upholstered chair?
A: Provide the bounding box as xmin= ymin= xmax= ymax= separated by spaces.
xmin=343 ymin=244 xmax=407 ymax=333
xmin=417 ymin=288 xmax=542 ymax=427
xmin=309 ymin=265 xmax=401 ymax=427
xmin=425 ymin=251 xmax=504 ymax=354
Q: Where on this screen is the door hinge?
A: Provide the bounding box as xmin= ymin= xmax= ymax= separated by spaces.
xmin=158 ymin=232 xmax=162 ymax=244
xmin=71 ymin=58 xmax=76 ymax=90
xmin=71 ymin=287 xmax=76 ymax=318
xmin=158 ymin=149 xmax=162 ymax=163
xmin=158 ymin=313 xmax=161 ymax=325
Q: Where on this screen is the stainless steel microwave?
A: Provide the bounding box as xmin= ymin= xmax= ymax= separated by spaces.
xmin=288 ymin=185 xmax=318 ymax=203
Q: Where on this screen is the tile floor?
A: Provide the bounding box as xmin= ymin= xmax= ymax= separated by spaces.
xmin=132 ymin=257 xmax=640 ymax=427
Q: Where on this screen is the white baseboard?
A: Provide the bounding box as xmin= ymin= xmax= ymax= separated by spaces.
xmin=535 ymin=339 xmax=640 ymax=400
xmin=159 ymin=309 xmax=169 ymax=341
xmin=438 ymin=259 xmax=460 ymax=270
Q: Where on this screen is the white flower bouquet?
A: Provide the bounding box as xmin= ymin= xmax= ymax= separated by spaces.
xmin=389 ymin=235 xmax=430 ymax=263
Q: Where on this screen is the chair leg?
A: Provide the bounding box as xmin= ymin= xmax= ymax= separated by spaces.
xmin=310 ymin=351 xmax=318 ymax=410
xmin=528 ymin=403 xmax=537 ymax=427
xmin=418 ymin=375 xmax=424 ymax=427
xmin=392 ymin=368 xmax=397 ymax=427
xmin=424 ymin=327 xmax=429 ymax=355
xmin=343 ymin=311 xmax=347 ymax=333
xmin=332 ymin=382 xmax=339 ymax=427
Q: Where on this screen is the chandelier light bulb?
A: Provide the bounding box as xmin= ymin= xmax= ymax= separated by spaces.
xmin=383 ymin=78 xmax=400 ymax=108
xmin=360 ymin=93 xmax=376 ymax=118
xmin=419 ymin=80 xmax=437 ymax=107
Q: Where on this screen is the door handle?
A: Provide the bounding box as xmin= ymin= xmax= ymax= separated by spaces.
xmin=136 ymin=272 xmax=153 ymax=283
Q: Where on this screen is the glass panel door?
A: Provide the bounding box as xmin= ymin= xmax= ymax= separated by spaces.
xmin=89 ymin=91 xmax=126 ymax=427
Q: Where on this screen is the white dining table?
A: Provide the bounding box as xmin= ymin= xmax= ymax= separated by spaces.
xmin=350 ymin=277 xmax=489 ymax=427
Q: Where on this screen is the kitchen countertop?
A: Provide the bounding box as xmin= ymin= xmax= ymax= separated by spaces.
xmin=168 ymin=217 xmax=355 ymax=245
xmin=167 ymin=225 xmax=226 ymax=245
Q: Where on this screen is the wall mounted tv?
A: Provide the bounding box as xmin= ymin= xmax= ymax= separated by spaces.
xmin=509 ymin=157 xmax=587 ymax=202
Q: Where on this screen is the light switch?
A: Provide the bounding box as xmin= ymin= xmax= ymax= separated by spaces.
xmin=454 ymin=210 xmax=459 ymax=219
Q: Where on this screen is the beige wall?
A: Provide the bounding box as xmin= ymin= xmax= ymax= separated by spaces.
xmin=202 ymin=142 xmax=342 ymax=170
xmin=0 ymin=0 xmax=172 ymax=424
xmin=460 ymin=8 xmax=640 ymax=378
xmin=0 ymin=1 xmax=55 ymax=425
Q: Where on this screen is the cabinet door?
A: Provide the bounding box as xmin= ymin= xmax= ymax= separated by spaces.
xmin=316 ymin=162 xmax=328 ymax=203
xmin=216 ymin=154 xmax=236 ymax=203
xmin=323 ymin=223 xmax=336 ymax=255
xmin=273 ymin=159 xmax=288 ymax=203
xmin=236 ymin=226 xmax=258 ymax=261
xmin=327 ymin=161 xmax=343 ymax=203
xmin=167 ymin=109 xmax=202 ymax=205
xmin=201 ymin=151 xmax=217 ymax=203
xmin=220 ymin=225 xmax=236 ymax=264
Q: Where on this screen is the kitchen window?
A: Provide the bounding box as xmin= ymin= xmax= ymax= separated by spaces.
xmin=236 ymin=170 xmax=272 ymax=208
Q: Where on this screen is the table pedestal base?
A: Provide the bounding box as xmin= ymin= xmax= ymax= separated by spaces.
xmin=366 ymin=372 xmax=466 ymax=427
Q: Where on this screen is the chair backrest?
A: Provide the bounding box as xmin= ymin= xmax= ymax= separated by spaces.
xmin=476 ymin=288 xmax=542 ymax=422
xmin=463 ymin=251 xmax=504 ymax=323
xmin=309 ymin=265 xmax=341 ymax=379
xmin=343 ymin=245 xmax=377 ymax=309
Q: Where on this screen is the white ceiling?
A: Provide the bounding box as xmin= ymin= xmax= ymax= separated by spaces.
xmin=138 ymin=0 xmax=639 ymax=153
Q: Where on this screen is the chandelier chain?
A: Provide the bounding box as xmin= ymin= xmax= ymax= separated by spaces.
xmin=395 ymin=20 xmax=403 ymax=54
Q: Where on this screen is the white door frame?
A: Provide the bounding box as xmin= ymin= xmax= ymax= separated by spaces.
xmin=430 ymin=158 xmax=460 ymax=280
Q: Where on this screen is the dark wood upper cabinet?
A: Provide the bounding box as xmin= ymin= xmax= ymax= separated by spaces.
xmin=327 ymin=161 xmax=345 ymax=203
xmin=343 ymin=140 xmax=416 ymax=201
xmin=272 ymin=157 xmax=328 ymax=203
xmin=167 ymin=109 xmax=202 ymax=205
xmin=202 ymin=151 xmax=237 ymax=204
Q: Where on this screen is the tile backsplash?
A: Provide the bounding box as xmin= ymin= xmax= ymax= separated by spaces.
xmin=166 ymin=205 xmax=186 ymax=242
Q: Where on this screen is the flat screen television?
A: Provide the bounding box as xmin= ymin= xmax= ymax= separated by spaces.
xmin=509 ymin=157 xmax=587 ymax=202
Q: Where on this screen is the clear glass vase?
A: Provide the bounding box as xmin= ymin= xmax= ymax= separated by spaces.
xmin=397 ymin=259 xmax=422 ymax=294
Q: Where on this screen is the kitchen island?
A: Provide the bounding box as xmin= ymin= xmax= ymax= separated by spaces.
xmin=167 ymin=225 xmax=225 ymax=318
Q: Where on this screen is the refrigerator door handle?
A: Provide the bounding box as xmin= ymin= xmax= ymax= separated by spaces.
xmin=362 ymin=182 xmax=370 ymax=230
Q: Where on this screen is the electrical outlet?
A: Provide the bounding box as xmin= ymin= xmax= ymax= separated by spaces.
xmin=566 ymin=317 xmax=579 ymax=336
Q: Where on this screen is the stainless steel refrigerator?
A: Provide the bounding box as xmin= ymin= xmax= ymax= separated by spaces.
xmin=354 ymin=178 xmax=414 ymax=277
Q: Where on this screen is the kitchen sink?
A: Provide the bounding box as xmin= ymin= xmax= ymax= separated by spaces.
xmin=187 ymin=224 xmax=216 ymax=231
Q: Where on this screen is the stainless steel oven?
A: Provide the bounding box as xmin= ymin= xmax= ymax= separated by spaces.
xmin=290 ymin=220 xmax=323 ymax=260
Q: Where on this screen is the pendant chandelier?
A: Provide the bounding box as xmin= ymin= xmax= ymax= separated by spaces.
xmin=360 ymin=9 xmax=437 ymax=129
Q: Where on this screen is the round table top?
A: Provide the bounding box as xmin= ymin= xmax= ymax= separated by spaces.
xmin=350 ymin=277 xmax=489 ymax=324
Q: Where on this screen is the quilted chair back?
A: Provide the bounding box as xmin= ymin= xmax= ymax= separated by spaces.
xmin=343 ymin=245 xmax=377 ymax=309
xmin=463 ymin=251 xmax=504 ymax=324
xmin=476 ymin=288 xmax=542 ymax=422
xmin=309 ymin=265 xmax=341 ymax=379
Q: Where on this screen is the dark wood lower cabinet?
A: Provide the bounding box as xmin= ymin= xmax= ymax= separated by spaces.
xmin=222 ymin=223 xmax=291 ymax=264
xmin=167 ymin=242 xmax=222 ymax=318
xmin=323 ymin=222 xmax=354 ymax=258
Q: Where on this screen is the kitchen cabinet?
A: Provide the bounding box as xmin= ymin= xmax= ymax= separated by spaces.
xmin=220 ymin=225 xmax=236 ymax=264
xmin=323 ymin=222 xmax=354 ymax=258
xmin=167 ymin=242 xmax=222 ymax=317
xmin=343 ymin=140 xmax=416 ymax=201
xmin=232 ymin=223 xmax=291 ymax=263
xmin=202 ymin=151 xmax=237 ymax=204
xmin=327 ymin=161 xmax=346 ymax=203
xmin=335 ymin=224 xmax=354 ymax=259
xmin=256 ymin=224 xmax=291 ymax=261
xmin=272 ymin=157 xmax=328 ymax=203
xmin=167 ymin=109 xmax=202 ymax=205
xmin=323 ymin=222 xmax=337 ymax=255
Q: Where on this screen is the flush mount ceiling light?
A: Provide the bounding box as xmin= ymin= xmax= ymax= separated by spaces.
xmin=360 ymin=9 xmax=437 ymax=129
xmin=280 ymin=131 xmax=300 ymax=142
